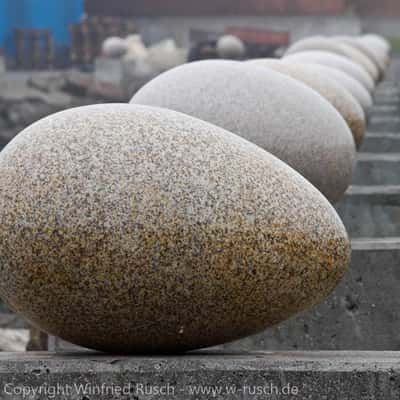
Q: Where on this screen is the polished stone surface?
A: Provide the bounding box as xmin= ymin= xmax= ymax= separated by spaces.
xmin=247 ymin=59 xmax=366 ymax=148
xmin=0 ymin=103 xmax=350 ymax=353
xmin=132 ymin=60 xmax=356 ymax=202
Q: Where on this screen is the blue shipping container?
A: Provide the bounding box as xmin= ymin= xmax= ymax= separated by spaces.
xmin=0 ymin=0 xmax=84 ymax=56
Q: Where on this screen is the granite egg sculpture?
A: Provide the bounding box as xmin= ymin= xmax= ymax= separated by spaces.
xmin=131 ymin=60 xmax=356 ymax=202
xmin=362 ymin=34 xmax=391 ymax=54
xmin=334 ymin=35 xmax=385 ymax=78
xmin=283 ymin=50 xmax=374 ymax=92
xmin=247 ymin=59 xmax=366 ymax=148
xmin=102 ymin=37 xmax=128 ymax=58
xmin=0 ymin=104 xmax=351 ymax=353
xmin=333 ymin=42 xmax=379 ymax=82
xmin=300 ymin=63 xmax=373 ymax=113
xmin=357 ymin=35 xmax=390 ymax=69
xmin=217 ymin=35 xmax=246 ymax=59
xmin=285 ymin=36 xmax=379 ymax=82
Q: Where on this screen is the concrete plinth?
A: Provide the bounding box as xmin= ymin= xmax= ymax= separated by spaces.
xmin=369 ymin=105 xmax=399 ymax=115
xmin=362 ymin=133 xmax=400 ymax=153
xmin=368 ymin=116 xmax=400 ymax=132
xmin=335 ymin=185 xmax=400 ymax=237
xmin=353 ymin=153 xmax=400 ymax=185
xmin=0 ymin=352 xmax=399 ymax=399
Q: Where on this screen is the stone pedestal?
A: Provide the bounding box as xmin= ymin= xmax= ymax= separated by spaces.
xmin=0 ymin=352 xmax=399 ymax=400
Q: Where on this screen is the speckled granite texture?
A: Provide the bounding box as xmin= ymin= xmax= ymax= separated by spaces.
xmin=0 ymin=104 xmax=351 ymax=353
xmin=247 ymin=59 xmax=366 ymax=148
xmin=131 ymin=60 xmax=356 ymax=202
xmin=283 ymin=51 xmax=374 ymax=93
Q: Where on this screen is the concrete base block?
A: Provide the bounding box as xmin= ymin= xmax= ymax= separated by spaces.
xmin=0 ymin=352 xmax=399 ymax=399
xmin=335 ymin=185 xmax=400 ymax=237
xmin=369 ymin=105 xmax=399 ymax=115
xmin=353 ymin=153 xmax=400 ymax=185
xmin=368 ymin=115 xmax=400 ymax=132
xmin=362 ymin=132 xmax=400 ymax=153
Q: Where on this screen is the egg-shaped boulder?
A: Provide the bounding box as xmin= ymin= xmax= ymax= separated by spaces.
xmin=102 ymin=37 xmax=128 ymax=58
xmin=283 ymin=50 xmax=374 ymax=92
xmin=300 ymin=63 xmax=373 ymax=113
xmin=132 ymin=60 xmax=356 ymax=202
xmin=247 ymin=59 xmax=366 ymax=148
xmin=286 ymin=36 xmax=341 ymax=55
xmin=0 ymin=104 xmax=351 ymax=353
xmin=217 ymin=35 xmax=246 ymax=59
xmin=357 ymin=35 xmax=390 ymax=70
xmin=337 ymin=42 xmax=379 ymax=82
xmin=334 ymin=35 xmax=385 ymax=78
xmin=285 ymin=36 xmax=378 ymax=82
xmin=363 ymin=34 xmax=391 ymax=54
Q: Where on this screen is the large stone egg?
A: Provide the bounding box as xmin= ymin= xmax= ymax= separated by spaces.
xmin=131 ymin=60 xmax=356 ymax=202
xmin=334 ymin=35 xmax=385 ymax=79
xmin=357 ymin=35 xmax=390 ymax=70
xmin=299 ymin=63 xmax=373 ymax=113
xmin=362 ymin=34 xmax=391 ymax=54
xmin=247 ymin=58 xmax=366 ymax=148
xmin=0 ymin=104 xmax=351 ymax=353
xmin=102 ymin=37 xmax=128 ymax=58
xmin=283 ymin=50 xmax=374 ymax=92
xmin=285 ymin=36 xmax=379 ymax=82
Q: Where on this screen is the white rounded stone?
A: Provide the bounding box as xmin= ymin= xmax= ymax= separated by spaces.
xmin=217 ymin=35 xmax=246 ymax=59
xmin=131 ymin=60 xmax=356 ymax=202
xmin=291 ymin=63 xmax=373 ymax=113
xmin=102 ymin=37 xmax=128 ymax=59
xmin=357 ymin=36 xmax=390 ymax=70
xmin=334 ymin=35 xmax=385 ymax=78
xmin=285 ymin=36 xmax=378 ymax=82
xmin=247 ymin=59 xmax=366 ymax=148
xmin=283 ymin=50 xmax=374 ymax=92
xmin=363 ymin=34 xmax=391 ymax=54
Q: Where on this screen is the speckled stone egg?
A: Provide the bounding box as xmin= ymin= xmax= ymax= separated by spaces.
xmin=102 ymin=37 xmax=128 ymax=58
xmin=334 ymin=36 xmax=385 ymax=79
xmin=285 ymin=36 xmax=379 ymax=82
xmin=217 ymin=35 xmax=246 ymax=59
xmin=283 ymin=50 xmax=374 ymax=92
xmin=247 ymin=59 xmax=366 ymax=148
xmin=131 ymin=60 xmax=356 ymax=202
xmin=357 ymin=35 xmax=390 ymax=70
xmin=0 ymin=104 xmax=351 ymax=353
xmin=298 ymin=63 xmax=373 ymax=113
